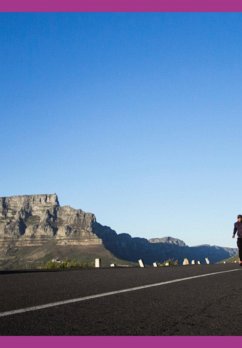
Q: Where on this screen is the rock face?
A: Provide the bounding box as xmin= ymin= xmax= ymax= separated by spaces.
xmin=0 ymin=194 xmax=101 ymax=249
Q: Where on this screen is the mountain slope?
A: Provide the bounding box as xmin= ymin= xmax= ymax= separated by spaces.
xmin=92 ymin=222 xmax=236 ymax=264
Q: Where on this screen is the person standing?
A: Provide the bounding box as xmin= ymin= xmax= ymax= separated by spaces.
xmin=232 ymin=215 xmax=242 ymax=266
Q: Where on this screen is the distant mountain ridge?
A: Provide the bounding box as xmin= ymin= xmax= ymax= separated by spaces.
xmin=0 ymin=194 xmax=237 ymax=269
xmin=93 ymin=222 xmax=237 ymax=265
xmin=149 ymin=237 xmax=187 ymax=247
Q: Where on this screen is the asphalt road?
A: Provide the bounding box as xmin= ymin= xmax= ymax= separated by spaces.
xmin=0 ymin=264 xmax=242 ymax=335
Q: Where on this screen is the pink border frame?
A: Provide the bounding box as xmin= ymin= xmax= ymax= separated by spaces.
xmin=0 ymin=0 xmax=241 ymax=12
xmin=0 ymin=1 xmax=241 ymax=347
xmin=1 ymin=337 xmax=242 ymax=347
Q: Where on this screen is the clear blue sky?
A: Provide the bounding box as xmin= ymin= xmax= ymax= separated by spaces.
xmin=1 ymin=13 xmax=242 ymax=247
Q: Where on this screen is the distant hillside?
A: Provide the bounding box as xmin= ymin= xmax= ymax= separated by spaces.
xmin=93 ymin=222 xmax=237 ymax=264
xmin=219 ymin=254 xmax=239 ymax=264
xmin=0 ymin=242 xmax=132 ymax=270
xmin=0 ymin=194 xmax=237 ymax=269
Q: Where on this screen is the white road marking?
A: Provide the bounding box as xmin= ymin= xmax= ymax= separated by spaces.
xmin=0 ymin=268 xmax=240 ymax=318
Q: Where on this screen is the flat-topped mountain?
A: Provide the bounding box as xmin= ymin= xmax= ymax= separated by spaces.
xmin=0 ymin=194 xmax=237 ymax=269
xmin=149 ymin=237 xmax=187 ymax=247
xmin=0 ymin=193 xmax=100 ymax=247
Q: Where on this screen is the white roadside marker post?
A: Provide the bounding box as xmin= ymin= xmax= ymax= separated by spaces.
xmin=205 ymin=258 xmax=210 ymax=265
xmin=95 ymin=258 xmax=101 ymax=268
xmin=191 ymin=260 xmax=196 ymax=265
xmin=138 ymin=259 xmax=145 ymax=268
xmin=183 ymin=258 xmax=189 ymax=266
xmin=197 ymin=261 xmax=201 ymax=265
xmin=153 ymin=262 xmax=158 ymax=267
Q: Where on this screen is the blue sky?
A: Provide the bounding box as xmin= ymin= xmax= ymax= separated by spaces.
xmin=0 ymin=13 xmax=242 ymax=247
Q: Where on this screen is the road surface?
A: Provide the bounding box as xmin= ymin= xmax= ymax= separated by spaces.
xmin=0 ymin=264 xmax=242 ymax=335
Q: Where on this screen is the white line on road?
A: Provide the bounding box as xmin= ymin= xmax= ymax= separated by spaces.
xmin=0 ymin=268 xmax=240 ymax=318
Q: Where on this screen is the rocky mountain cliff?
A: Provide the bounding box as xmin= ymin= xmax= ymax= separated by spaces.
xmin=0 ymin=194 xmax=237 ymax=269
xmin=0 ymin=194 xmax=100 ymax=248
